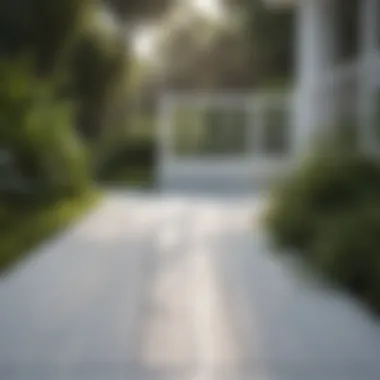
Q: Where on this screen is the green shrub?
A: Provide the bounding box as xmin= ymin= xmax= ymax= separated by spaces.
xmin=265 ymin=135 xmax=380 ymax=312
xmin=96 ymin=136 xmax=155 ymax=181
xmin=0 ymin=58 xmax=91 ymax=202
xmin=266 ymin=147 xmax=380 ymax=250
xmin=311 ymin=208 xmax=380 ymax=301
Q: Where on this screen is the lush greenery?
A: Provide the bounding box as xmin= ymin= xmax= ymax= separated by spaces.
xmin=265 ymin=137 xmax=380 ymax=314
xmin=0 ymin=0 xmax=175 ymax=271
xmin=0 ymin=59 xmax=91 ymax=197
xmin=0 ymin=192 xmax=99 ymax=273
xmin=97 ymin=135 xmax=155 ymax=188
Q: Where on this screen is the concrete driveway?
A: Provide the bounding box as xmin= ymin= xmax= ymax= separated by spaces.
xmin=0 ymin=191 xmax=380 ymax=379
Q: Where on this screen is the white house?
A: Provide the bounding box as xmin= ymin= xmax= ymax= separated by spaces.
xmin=156 ymin=0 xmax=380 ymax=191
xmin=265 ymin=0 xmax=380 ymax=154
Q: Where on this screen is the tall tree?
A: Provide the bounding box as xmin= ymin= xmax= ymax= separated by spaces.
xmin=0 ymin=0 xmax=89 ymax=75
xmin=155 ymin=12 xmax=254 ymax=90
xmin=69 ymin=26 xmax=128 ymax=140
xmin=103 ymin=0 xmax=172 ymax=23
xmin=224 ymin=0 xmax=295 ymax=86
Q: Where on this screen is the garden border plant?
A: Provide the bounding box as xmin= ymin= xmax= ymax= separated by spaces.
xmin=265 ymin=126 xmax=380 ymax=315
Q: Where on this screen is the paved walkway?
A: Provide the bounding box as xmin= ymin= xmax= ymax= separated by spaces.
xmin=1 ymin=191 xmax=380 ymax=379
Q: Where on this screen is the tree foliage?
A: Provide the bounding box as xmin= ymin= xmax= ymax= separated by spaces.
xmin=102 ymin=0 xmax=172 ymax=22
xmin=0 ymin=58 xmax=90 ymax=197
xmin=0 ymin=0 xmax=133 ymax=195
xmin=68 ymin=24 xmax=128 ymax=140
xmin=222 ymin=0 xmax=294 ymax=85
xmin=155 ymin=13 xmax=254 ymax=90
xmin=0 ymin=0 xmax=176 ymax=198
xmin=0 ymin=0 xmax=89 ymax=75
xmin=246 ymin=2 xmax=294 ymax=85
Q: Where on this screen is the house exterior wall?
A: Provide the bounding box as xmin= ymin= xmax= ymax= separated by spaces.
xmin=290 ymin=0 xmax=380 ymax=156
xmin=293 ymin=0 xmax=338 ymax=155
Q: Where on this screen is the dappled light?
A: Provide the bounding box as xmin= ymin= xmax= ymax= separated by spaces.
xmin=1 ymin=0 xmax=380 ymax=379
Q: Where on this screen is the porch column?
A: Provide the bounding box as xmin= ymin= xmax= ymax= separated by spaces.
xmin=293 ymin=0 xmax=338 ymax=155
xmin=358 ymin=0 xmax=379 ymax=153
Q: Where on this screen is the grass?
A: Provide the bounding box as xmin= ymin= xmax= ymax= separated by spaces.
xmin=0 ymin=191 xmax=100 ymax=274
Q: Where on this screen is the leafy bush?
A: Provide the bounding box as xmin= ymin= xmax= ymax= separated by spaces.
xmin=0 ymin=58 xmax=90 ymax=202
xmin=265 ymin=136 xmax=380 ymax=312
xmin=267 ymin=149 xmax=380 ymax=247
xmin=96 ymin=136 xmax=155 ymax=181
xmin=311 ymin=208 xmax=380 ymax=306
